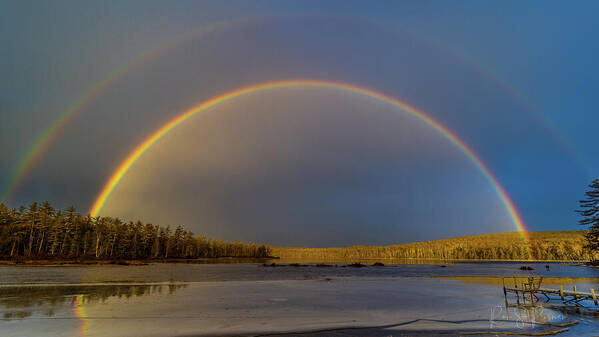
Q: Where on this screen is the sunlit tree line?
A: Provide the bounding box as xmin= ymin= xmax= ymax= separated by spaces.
xmin=271 ymin=231 xmax=591 ymax=261
xmin=0 ymin=202 xmax=270 ymax=259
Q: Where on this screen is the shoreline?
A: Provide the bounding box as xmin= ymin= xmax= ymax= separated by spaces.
xmin=0 ymin=257 xmax=277 ymax=267
xmin=0 ymin=258 xmax=592 ymax=267
xmin=0 ymin=257 xmax=592 ymax=267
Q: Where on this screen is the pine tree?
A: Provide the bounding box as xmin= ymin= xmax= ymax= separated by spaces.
xmin=25 ymin=202 xmax=39 ymax=256
xmin=577 ymin=179 xmax=599 ymax=260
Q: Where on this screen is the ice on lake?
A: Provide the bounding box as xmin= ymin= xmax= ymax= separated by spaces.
xmin=1 ymin=262 xmax=598 ymax=336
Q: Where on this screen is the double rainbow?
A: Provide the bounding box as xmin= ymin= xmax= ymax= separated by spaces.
xmin=88 ymin=79 xmax=529 ymax=241
xmin=3 ymin=16 xmax=582 ymax=205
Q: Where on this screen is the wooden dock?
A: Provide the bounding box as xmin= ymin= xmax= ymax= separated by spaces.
xmin=503 ymin=276 xmax=599 ymax=308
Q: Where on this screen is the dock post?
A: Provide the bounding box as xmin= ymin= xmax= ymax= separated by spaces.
xmin=591 ymin=288 xmax=598 ymax=305
xmin=573 ymin=285 xmax=578 ymax=299
xmin=559 ymin=285 xmax=564 ymax=301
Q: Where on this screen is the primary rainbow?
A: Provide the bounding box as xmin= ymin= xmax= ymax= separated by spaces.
xmin=88 ymin=79 xmax=529 ymax=241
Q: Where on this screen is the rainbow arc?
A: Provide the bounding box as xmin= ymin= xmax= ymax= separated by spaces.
xmin=88 ymin=79 xmax=529 ymax=242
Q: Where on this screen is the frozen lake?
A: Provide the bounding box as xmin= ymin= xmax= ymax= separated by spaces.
xmin=1 ymin=261 xmax=598 ymax=336
xmin=1 ymin=260 xmax=598 ymax=284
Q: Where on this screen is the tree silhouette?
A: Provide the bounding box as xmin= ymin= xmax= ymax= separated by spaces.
xmin=0 ymin=202 xmax=271 ymax=260
xmin=577 ymin=179 xmax=599 ymax=259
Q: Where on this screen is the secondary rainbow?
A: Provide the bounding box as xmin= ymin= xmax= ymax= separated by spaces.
xmin=0 ymin=17 xmax=261 ymax=203
xmin=88 ymin=79 xmax=529 ymax=241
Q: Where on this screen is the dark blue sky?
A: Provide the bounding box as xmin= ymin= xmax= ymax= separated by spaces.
xmin=1 ymin=1 xmax=597 ymax=245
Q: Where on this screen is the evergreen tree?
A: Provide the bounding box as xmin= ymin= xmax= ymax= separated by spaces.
xmin=577 ymin=179 xmax=599 ymax=259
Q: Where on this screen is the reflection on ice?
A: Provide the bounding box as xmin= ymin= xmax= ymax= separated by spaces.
xmin=1 ymin=263 xmax=598 ymax=336
xmin=1 ymin=283 xmax=187 ymax=320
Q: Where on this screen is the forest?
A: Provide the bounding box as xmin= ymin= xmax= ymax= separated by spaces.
xmin=1 ymin=202 xmax=593 ymax=262
xmin=270 ymin=231 xmax=592 ymax=261
xmin=0 ymin=202 xmax=271 ymax=260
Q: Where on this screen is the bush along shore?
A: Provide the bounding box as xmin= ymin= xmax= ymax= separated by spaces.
xmin=0 ymin=202 xmax=271 ymax=262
